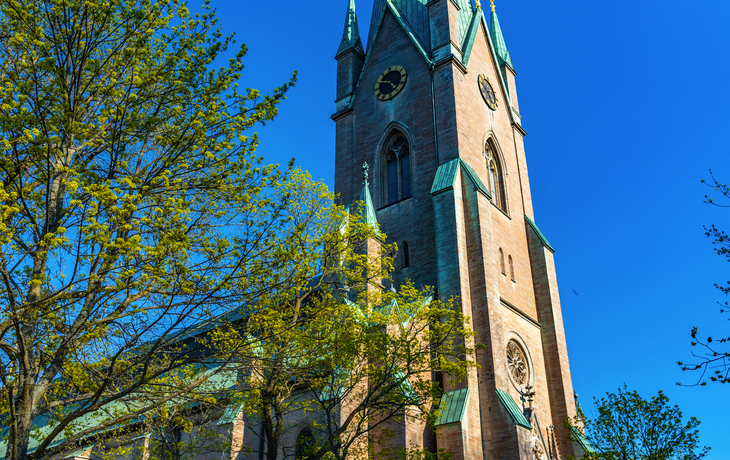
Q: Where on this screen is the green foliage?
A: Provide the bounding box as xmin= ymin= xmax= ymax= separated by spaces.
xmin=0 ymin=0 xmax=309 ymax=458
xmin=372 ymin=444 xmax=453 ymax=460
xmin=566 ymin=386 xmax=709 ymax=460
xmin=211 ymin=205 xmax=478 ymax=460
xmin=0 ymin=0 xmax=477 ymax=458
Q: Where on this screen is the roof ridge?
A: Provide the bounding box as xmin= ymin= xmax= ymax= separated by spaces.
xmin=525 ymin=216 xmax=555 ymax=252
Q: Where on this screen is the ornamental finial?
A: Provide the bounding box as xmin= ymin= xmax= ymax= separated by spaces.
xmin=475 ymin=0 xmax=482 ymax=9
xmin=362 ymin=162 xmax=369 ymax=186
xmin=490 ymin=0 xmax=495 ymax=12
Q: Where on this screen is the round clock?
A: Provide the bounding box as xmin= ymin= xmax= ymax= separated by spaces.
xmin=478 ymin=74 xmax=498 ymax=110
xmin=375 ymin=66 xmax=407 ymax=101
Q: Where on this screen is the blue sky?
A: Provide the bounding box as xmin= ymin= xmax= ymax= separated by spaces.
xmin=206 ymin=0 xmax=729 ymax=455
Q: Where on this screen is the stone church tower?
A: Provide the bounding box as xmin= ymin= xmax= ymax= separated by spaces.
xmin=332 ymin=0 xmax=581 ymax=459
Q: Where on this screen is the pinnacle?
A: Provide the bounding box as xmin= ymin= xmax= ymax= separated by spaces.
xmin=358 ymin=162 xmax=380 ymax=234
xmin=336 ymin=0 xmax=364 ymax=57
xmin=490 ymin=5 xmax=515 ymax=70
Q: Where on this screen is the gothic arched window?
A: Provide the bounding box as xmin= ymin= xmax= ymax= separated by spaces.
xmin=499 ymin=248 xmax=505 ymax=275
xmin=508 ymin=255 xmax=515 ymax=282
xmin=384 ymin=133 xmax=412 ymax=205
xmin=296 ymin=429 xmax=314 ymax=460
xmin=486 ymin=140 xmax=506 ymax=213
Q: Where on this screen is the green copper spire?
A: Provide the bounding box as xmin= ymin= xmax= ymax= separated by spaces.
xmin=358 ymin=162 xmax=380 ymax=234
xmin=337 ymin=0 xmax=364 ymax=57
xmin=489 ymin=2 xmax=514 ymax=70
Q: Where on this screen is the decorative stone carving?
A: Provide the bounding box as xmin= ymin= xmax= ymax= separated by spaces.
xmin=532 ymin=434 xmax=545 ymax=460
xmin=507 ymin=340 xmax=529 ymax=386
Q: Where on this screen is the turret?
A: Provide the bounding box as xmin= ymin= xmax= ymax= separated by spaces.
xmin=335 ymin=0 xmax=365 ymax=113
xmin=356 ymin=162 xmax=382 ymax=290
xmin=357 ymin=162 xmax=380 ymax=236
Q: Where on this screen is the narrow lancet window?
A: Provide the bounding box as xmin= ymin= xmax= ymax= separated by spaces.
xmin=509 ymin=255 xmax=515 ymax=282
xmin=486 ymin=140 xmax=507 ymax=213
xmin=384 ymin=133 xmax=412 ymax=204
xmin=499 ymin=248 xmax=505 ymax=275
xmin=403 ymin=241 xmax=410 ymax=268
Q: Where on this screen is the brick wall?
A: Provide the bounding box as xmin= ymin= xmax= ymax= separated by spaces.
xmin=333 ymin=2 xmax=580 ymax=459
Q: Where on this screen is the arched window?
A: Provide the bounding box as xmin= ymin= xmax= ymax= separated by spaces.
xmin=486 ymin=140 xmax=506 ymax=212
xmin=385 ymin=133 xmax=412 ymax=204
xmin=499 ymin=248 xmax=505 ymax=275
xmin=296 ymin=429 xmax=314 ymax=460
xmin=402 ymin=241 xmax=410 ymax=268
xmin=508 ymin=255 xmax=515 ymax=282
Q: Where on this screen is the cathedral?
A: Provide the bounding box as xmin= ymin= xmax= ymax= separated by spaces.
xmin=332 ymin=0 xmax=583 ymax=458
xmin=0 ymin=1 xmax=586 ymax=459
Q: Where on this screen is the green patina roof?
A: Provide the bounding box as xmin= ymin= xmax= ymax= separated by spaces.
xmin=525 ymin=216 xmax=555 ymax=252
xmin=0 ymin=365 xmax=238 ymax=459
xmin=495 ymin=389 xmax=532 ymax=429
xmin=217 ymin=400 xmax=245 ymax=425
xmin=490 ymin=8 xmax=514 ymax=70
xmin=431 ymin=158 xmax=459 ymax=194
xmin=570 ymin=426 xmax=596 ymax=453
xmin=430 ymin=158 xmax=491 ymax=199
xmin=392 ymin=368 xmax=421 ymax=403
xmin=217 ymin=405 xmax=240 ymax=425
xmin=336 ymin=0 xmax=364 ymax=57
xmin=358 ymin=177 xmax=381 ymax=235
xmin=436 ymin=387 xmax=470 ymax=425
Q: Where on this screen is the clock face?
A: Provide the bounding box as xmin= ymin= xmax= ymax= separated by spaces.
xmin=478 ymin=74 xmax=498 ymax=110
xmin=375 ymin=66 xmax=407 ymax=101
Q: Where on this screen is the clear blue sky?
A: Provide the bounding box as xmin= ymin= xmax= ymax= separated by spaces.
xmin=206 ymin=0 xmax=729 ymax=455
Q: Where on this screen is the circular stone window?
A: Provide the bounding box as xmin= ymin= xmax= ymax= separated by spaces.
xmin=506 ymin=340 xmax=530 ymax=388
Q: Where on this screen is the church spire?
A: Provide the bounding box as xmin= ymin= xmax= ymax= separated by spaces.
xmin=336 ymin=0 xmax=364 ymax=57
xmin=489 ymin=1 xmax=515 ymax=70
xmin=358 ymin=162 xmax=380 ymax=234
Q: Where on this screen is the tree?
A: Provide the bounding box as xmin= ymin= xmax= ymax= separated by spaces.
xmin=0 ymin=0 xmax=316 ymax=458
xmin=679 ymin=172 xmax=730 ymax=385
xmin=184 ymin=191 xmax=477 ymax=460
xmin=566 ymin=386 xmax=709 ymax=460
xmin=0 ymin=0 xmax=477 ymax=457
xmin=235 ymin=269 xmax=475 ymax=460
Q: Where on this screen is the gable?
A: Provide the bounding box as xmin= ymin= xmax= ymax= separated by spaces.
xmin=348 ymin=6 xmax=432 ymax=112
xmin=460 ymin=14 xmax=515 ymax=124
xmin=369 ymin=0 xmax=430 ymax=53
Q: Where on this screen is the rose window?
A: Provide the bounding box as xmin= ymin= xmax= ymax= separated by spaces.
xmin=507 ymin=341 xmax=529 ymax=386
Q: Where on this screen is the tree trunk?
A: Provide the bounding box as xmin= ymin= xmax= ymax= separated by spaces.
xmin=262 ymin=397 xmax=279 ymax=460
xmin=8 ymin=398 xmax=34 ymax=460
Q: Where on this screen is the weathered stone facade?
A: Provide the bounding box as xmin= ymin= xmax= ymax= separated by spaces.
xmin=50 ymin=2 xmax=582 ymax=459
xmin=332 ymin=1 xmax=579 ymax=459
